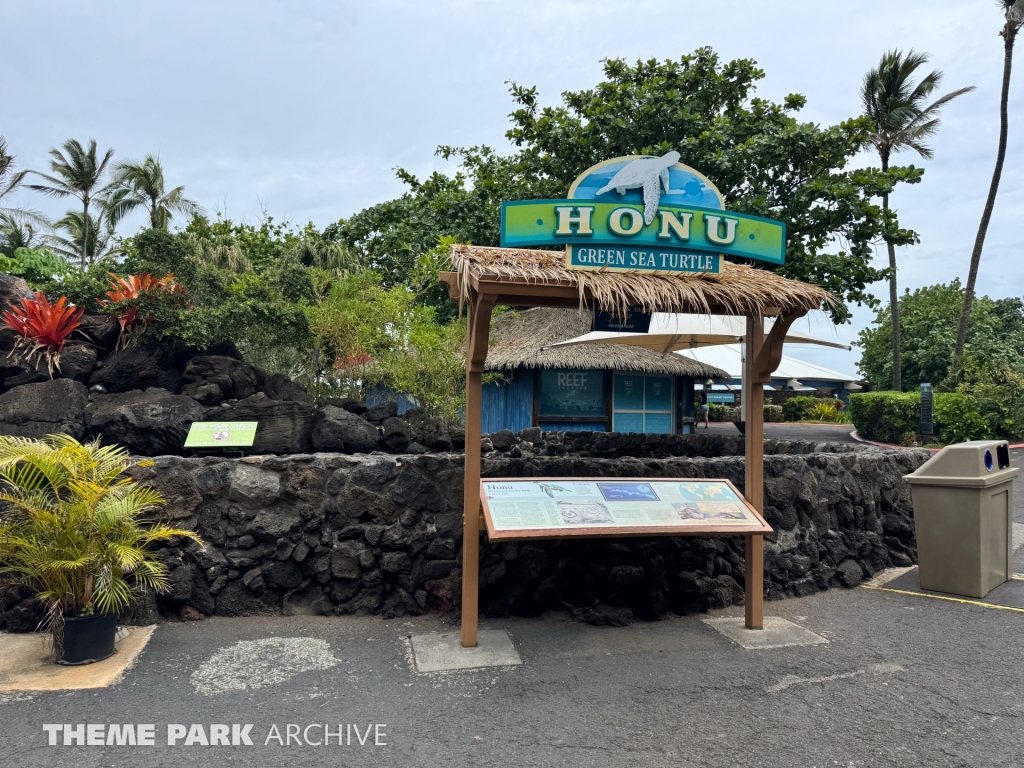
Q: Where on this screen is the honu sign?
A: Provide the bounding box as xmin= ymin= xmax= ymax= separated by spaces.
xmin=500 ymin=152 xmax=786 ymax=274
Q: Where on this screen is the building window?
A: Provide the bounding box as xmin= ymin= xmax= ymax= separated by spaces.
xmin=538 ymin=369 xmax=605 ymax=417
xmin=612 ymin=374 xmax=674 ymax=433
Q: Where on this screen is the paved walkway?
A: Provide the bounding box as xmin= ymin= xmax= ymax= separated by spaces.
xmin=3 ymin=583 xmax=1024 ymax=767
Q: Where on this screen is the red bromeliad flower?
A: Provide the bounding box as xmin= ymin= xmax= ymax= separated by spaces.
xmin=1 ymin=292 xmax=85 ymax=375
xmin=98 ymin=272 xmax=184 ymax=335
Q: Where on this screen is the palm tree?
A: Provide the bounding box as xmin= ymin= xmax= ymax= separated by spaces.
xmin=27 ymin=139 xmax=115 ymax=269
xmin=954 ymin=0 xmax=1024 ymax=361
xmin=0 ymin=214 xmax=43 ymax=257
xmin=107 ymin=154 xmax=201 ymax=230
xmin=0 ymin=137 xmax=48 ymax=228
xmin=46 ymin=210 xmax=120 ymax=265
xmin=861 ymin=50 xmax=973 ymax=391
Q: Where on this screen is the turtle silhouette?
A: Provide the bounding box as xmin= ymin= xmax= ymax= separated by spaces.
xmin=596 ymin=151 xmax=681 ymax=225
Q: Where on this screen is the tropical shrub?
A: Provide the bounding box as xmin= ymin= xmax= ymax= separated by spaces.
xmin=849 ymin=391 xmax=992 ymax=443
xmin=98 ymin=272 xmax=186 ymax=344
xmin=0 ymin=435 xmax=201 ymax=649
xmin=0 ymin=247 xmax=73 ymax=288
xmin=1 ymin=292 xmax=84 ymax=374
xmin=806 ymin=401 xmax=841 ymax=422
xmin=782 ymin=396 xmax=837 ymax=422
xmin=848 ymin=391 xmax=919 ymax=443
xmin=764 ymin=404 xmax=784 ymax=422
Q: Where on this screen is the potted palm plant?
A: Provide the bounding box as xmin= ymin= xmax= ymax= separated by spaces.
xmin=0 ymin=434 xmax=202 ymax=664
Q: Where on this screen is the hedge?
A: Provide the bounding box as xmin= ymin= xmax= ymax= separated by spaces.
xmin=849 ymin=391 xmax=992 ymax=444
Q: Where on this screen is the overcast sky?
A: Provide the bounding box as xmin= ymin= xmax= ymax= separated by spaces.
xmin=4 ymin=0 xmax=1021 ymax=375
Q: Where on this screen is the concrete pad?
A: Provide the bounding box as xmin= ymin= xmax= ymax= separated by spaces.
xmin=1014 ymin=522 xmax=1024 ymax=551
xmin=0 ymin=626 xmax=154 ymax=692
xmin=702 ymin=616 xmax=828 ymax=650
xmin=410 ymin=629 xmax=522 ymax=672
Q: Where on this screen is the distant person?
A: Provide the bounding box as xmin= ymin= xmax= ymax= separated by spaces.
xmin=697 ymin=384 xmax=710 ymax=429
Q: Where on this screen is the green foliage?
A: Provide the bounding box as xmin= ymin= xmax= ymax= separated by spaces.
xmin=38 ymin=262 xmax=113 ymax=314
xmin=0 ymin=247 xmax=72 ymax=289
xmin=806 ymin=401 xmax=841 ymax=422
xmin=0 ymin=435 xmax=201 ymax=643
xmin=849 ymin=390 xmax=993 ymax=443
xmin=331 ymin=49 xmax=924 ymax=322
xmin=782 ymin=396 xmax=837 ymax=422
xmin=857 ymin=281 xmax=1024 ymax=390
xmin=848 ymin=391 xmax=920 ymax=442
xmin=764 ymin=404 xmax=784 ymax=422
xmin=933 ymin=392 xmax=992 ymax=443
xmin=306 ymin=271 xmax=470 ymax=419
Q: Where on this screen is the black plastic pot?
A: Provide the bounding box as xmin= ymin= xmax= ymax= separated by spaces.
xmin=59 ymin=613 xmax=117 ymax=665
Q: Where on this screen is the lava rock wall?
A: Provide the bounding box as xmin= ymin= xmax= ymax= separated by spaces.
xmin=0 ymin=444 xmax=928 ymax=630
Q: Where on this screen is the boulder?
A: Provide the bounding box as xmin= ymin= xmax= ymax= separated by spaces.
xmin=203 ymin=340 xmax=244 ymax=361
xmin=262 ymin=372 xmax=312 ymax=406
xmin=0 ymin=378 xmax=88 ymax=439
xmin=311 ymin=406 xmax=381 ymax=453
xmin=181 ymin=381 xmax=223 ymax=405
xmin=403 ymin=411 xmax=455 ymax=451
xmin=320 ymin=397 xmax=367 ymax=415
xmin=86 ymin=388 xmax=205 ymax=455
xmin=365 ymin=400 xmax=398 ymax=425
xmin=89 ymin=342 xmax=185 ymax=393
xmin=77 ymin=315 xmax=121 ymax=352
xmin=1 ymin=356 xmax=48 ymax=389
xmin=381 ymin=417 xmax=413 ymax=453
xmin=221 ymin=393 xmax=314 ymax=454
xmin=56 ymin=344 xmax=97 ymax=383
xmin=182 ymin=355 xmax=260 ymax=400
xmin=0 ymin=273 xmax=33 ymax=309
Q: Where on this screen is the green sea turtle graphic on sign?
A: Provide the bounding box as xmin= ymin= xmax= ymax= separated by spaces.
xmin=537 ymin=482 xmax=571 ymax=498
xmin=596 ymin=150 xmax=681 ymax=225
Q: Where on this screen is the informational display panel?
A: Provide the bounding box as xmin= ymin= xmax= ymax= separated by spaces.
xmin=480 ymin=478 xmax=772 ymax=540
xmin=184 ymin=421 xmax=258 ymax=448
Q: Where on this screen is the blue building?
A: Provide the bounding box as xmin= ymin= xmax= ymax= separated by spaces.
xmin=481 ymin=308 xmax=728 ymax=434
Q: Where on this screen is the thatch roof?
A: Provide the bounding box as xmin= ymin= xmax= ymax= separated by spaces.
xmin=449 ymin=244 xmax=834 ymax=318
xmin=486 ymin=307 xmax=730 ymax=378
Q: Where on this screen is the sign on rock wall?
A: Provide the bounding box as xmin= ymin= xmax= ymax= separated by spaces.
xmin=500 ymin=152 xmax=787 ymax=275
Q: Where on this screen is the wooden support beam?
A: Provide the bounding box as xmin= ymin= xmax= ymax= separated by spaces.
xmin=461 ymin=290 xmax=496 ymax=648
xmin=743 ymin=315 xmax=765 ymax=629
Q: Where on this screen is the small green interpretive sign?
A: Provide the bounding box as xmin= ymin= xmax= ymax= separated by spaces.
xmin=184 ymin=421 xmax=258 ymax=448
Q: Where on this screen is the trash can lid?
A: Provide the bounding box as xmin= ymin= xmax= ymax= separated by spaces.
xmin=904 ymin=440 xmax=1019 ymax=487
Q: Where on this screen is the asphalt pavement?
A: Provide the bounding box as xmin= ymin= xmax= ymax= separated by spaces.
xmin=3 ymin=583 xmax=1024 ymax=768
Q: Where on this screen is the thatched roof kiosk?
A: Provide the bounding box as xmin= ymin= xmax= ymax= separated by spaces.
xmin=440 ymin=244 xmax=836 ymax=645
xmin=485 ymin=306 xmax=729 ymax=380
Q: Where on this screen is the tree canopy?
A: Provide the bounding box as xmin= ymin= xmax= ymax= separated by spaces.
xmin=330 ymin=49 xmax=923 ymax=322
xmin=857 ymin=280 xmax=1024 ymax=389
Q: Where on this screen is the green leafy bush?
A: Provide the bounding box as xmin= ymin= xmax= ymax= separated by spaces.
xmin=764 ymin=404 xmax=784 ymax=422
xmin=848 ymin=392 xmax=919 ymax=443
xmin=933 ymin=392 xmax=992 ymax=443
xmin=850 ymin=390 xmax=993 ymax=443
xmin=782 ymin=396 xmax=837 ymax=422
xmin=1 ymin=247 xmax=73 ymax=290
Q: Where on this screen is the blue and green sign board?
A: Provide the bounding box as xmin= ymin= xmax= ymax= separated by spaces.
xmin=184 ymin=421 xmax=258 ymax=448
xmin=500 ymin=153 xmax=786 ymax=275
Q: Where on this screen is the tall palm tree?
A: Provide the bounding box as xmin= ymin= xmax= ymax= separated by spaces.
xmin=861 ymin=50 xmax=973 ymax=391
xmin=954 ymin=0 xmax=1024 ymax=360
xmin=46 ymin=210 xmax=119 ymax=265
xmin=107 ymin=154 xmax=201 ymax=230
xmin=27 ymin=139 xmax=115 ymax=269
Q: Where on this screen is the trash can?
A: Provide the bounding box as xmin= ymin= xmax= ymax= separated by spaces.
xmin=904 ymin=440 xmax=1018 ymax=598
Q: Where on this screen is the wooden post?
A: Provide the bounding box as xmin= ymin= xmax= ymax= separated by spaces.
xmin=743 ymin=315 xmax=765 ymax=629
xmin=461 ymin=291 xmax=496 ymax=647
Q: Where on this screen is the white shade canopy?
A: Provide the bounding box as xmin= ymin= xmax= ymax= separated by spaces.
xmin=543 ymin=313 xmax=851 ymax=354
xmin=678 ymin=344 xmax=862 ymax=388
